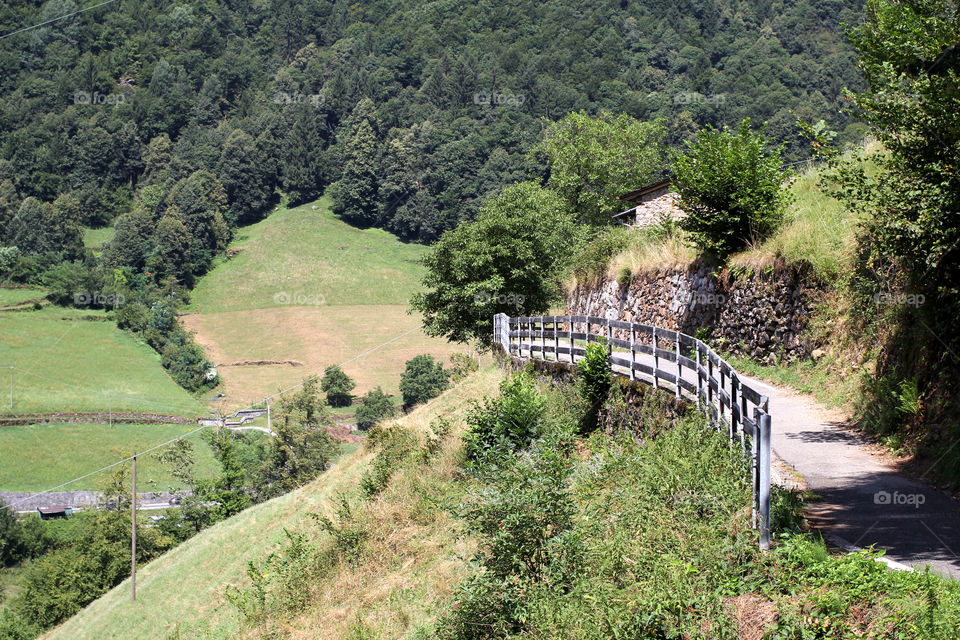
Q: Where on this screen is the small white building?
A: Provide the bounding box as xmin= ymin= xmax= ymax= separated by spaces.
xmin=612 ymin=178 xmax=684 ymax=228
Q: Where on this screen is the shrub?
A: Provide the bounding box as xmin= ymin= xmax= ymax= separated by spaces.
xmin=448 ymin=352 xmax=479 ymax=383
xmin=354 ymin=386 xmax=396 ymax=431
xmin=566 ymin=226 xmax=631 ymax=283
xmin=161 ymin=335 xmax=217 ymax=392
xmin=359 ymin=426 xmax=418 ymax=497
xmin=673 ymin=118 xmax=791 ymax=258
xmin=577 ymin=340 xmax=612 ymax=431
xmin=464 ymin=372 xmax=546 ymax=461
xmin=321 ymin=367 xmax=356 ymax=407
xmin=399 ymin=354 xmax=450 ymax=407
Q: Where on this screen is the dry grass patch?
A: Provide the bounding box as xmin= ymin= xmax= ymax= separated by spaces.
xmin=182 ymin=305 xmax=465 ymax=410
xmin=605 ymin=234 xmax=697 ymax=279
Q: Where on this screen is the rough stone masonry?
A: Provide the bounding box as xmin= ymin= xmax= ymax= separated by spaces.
xmin=566 ymin=263 xmax=822 ymax=363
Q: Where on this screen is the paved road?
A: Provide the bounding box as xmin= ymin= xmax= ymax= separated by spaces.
xmin=1 ymin=490 xmax=186 ymax=512
xmin=740 ymin=375 xmax=960 ymax=578
xmin=528 ymin=344 xmax=960 ymax=578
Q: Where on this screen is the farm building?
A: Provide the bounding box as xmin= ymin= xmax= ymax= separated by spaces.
xmin=37 ymin=506 xmax=72 ymax=520
xmin=612 ymin=178 xmax=684 ymax=228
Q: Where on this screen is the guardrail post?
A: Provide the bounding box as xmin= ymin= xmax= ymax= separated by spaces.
xmin=707 ymin=355 xmax=714 ymax=423
xmin=652 ymin=327 xmax=659 ymax=390
xmin=720 ymin=365 xmax=726 ymax=421
xmin=674 ymin=337 xmax=681 ymax=399
xmin=539 ymin=316 xmax=545 ymax=360
xmin=695 ymin=341 xmax=702 ymax=401
xmin=759 ymin=412 xmax=772 ymax=550
xmin=605 ymin=319 xmax=612 ymax=355
xmin=629 ymin=325 xmax=636 ymax=382
xmin=730 ymin=374 xmax=739 ymax=442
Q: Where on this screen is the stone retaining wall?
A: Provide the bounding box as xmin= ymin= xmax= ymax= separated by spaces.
xmin=566 ymin=264 xmax=821 ymax=363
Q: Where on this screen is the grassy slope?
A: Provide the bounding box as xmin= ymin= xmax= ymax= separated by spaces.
xmin=82 ymin=226 xmax=116 ymax=253
xmin=0 ymin=423 xmax=225 ymax=492
xmin=181 ymin=197 xmax=465 ymax=410
xmin=0 ymin=288 xmax=46 ymax=307
xmin=44 ymin=367 xmax=503 ymax=640
xmin=0 ymin=306 xmax=204 ymax=416
xmin=187 ymin=196 xmax=426 ymax=313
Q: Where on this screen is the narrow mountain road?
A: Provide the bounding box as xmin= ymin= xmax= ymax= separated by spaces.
xmin=740 ymin=375 xmax=960 ymax=578
xmin=604 ymin=348 xmax=960 ymax=577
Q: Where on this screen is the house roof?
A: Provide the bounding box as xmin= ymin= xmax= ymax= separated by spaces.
xmin=616 ymin=177 xmax=674 ymax=204
xmin=37 ymin=506 xmax=70 ymax=514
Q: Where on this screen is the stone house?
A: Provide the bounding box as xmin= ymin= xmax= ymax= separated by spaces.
xmin=612 ymin=178 xmax=685 ymax=228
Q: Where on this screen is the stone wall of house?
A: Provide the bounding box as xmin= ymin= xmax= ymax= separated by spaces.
xmin=565 ymin=265 xmax=821 ymax=363
xmin=633 ymin=188 xmax=684 ymax=227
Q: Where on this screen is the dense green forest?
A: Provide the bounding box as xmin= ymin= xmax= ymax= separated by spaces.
xmin=0 ymin=0 xmax=865 ymax=391
xmin=0 ymin=0 xmax=865 ymax=253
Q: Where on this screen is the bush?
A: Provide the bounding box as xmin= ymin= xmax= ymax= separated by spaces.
xmin=359 ymin=426 xmax=418 ymax=497
xmin=321 ymin=367 xmax=356 ymax=407
xmin=448 ymin=352 xmax=479 ymax=383
xmin=577 ymin=340 xmax=612 ymax=432
xmin=464 ymin=372 xmax=546 ymax=461
xmin=354 ymin=387 xmax=396 ymax=431
xmin=673 ymin=118 xmax=791 ymax=258
xmin=399 ymin=355 xmax=450 ymax=407
xmin=566 ymin=226 xmax=631 ymax=283
xmin=161 ymin=334 xmax=217 ymax=392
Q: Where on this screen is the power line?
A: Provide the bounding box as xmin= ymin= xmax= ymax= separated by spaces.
xmin=0 ymin=324 xmax=424 ymax=512
xmin=0 ymin=0 xmax=120 ymax=41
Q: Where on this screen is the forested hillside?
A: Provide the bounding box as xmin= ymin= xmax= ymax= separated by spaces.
xmin=0 ymin=0 xmax=864 ymax=254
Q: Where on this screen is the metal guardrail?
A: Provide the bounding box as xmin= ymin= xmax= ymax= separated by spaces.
xmin=494 ymin=313 xmax=773 ymax=549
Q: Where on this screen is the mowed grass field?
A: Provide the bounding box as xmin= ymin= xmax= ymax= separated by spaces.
xmin=44 ymin=367 xmax=502 ymax=640
xmin=0 ymin=287 xmax=46 ymax=307
xmin=187 ymin=196 xmax=426 ymax=312
xmin=0 ymin=423 xmax=223 ymax=493
xmin=0 ymin=306 xmax=205 ymax=417
xmin=182 ymin=197 xmax=466 ymax=409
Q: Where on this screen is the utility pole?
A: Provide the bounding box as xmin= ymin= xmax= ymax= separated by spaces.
xmin=131 ymin=452 xmax=137 ymax=602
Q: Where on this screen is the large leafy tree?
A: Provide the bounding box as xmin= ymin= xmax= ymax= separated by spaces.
xmin=537 ymin=111 xmax=666 ymax=225
xmin=329 ymin=115 xmax=380 ymax=226
xmin=355 ymin=386 xmax=397 ymax=431
xmin=399 ymin=355 xmax=450 ymax=407
xmin=411 ymin=182 xmax=584 ymax=346
xmin=320 ymin=367 xmax=356 ymax=407
xmin=843 ymin=0 xmax=960 ymax=293
xmin=673 ymin=119 xmax=791 ymax=258
xmin=217 ymin=129 xmax=273 ymax=223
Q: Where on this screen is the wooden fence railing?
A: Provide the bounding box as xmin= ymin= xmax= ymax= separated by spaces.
xmin=493 ymin=313 xmax=773 ymax=549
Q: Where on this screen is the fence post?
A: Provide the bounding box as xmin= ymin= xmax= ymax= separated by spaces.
xmin=605 ymin=319 xmax=612 ymax=355
xmin=629 ymin=325 xmax=636 ymax=382
xmin=707 ymin=354 xmax=714 ymax=423
xmin=720 ymin=365 xmax=726 ymax=421
xmin=759 ymin=412 xmax=772 ymax=550
xmin=653 ymin=327 xmax=659 ymax=390
xmin=553 ymin=317 xmax=559 ymax=361
xmin=674 ymin=336 xmax=681 ymax=400
xmin=695 ymin=342 xmax=702 ymax=402
xmin=730 ymin=374 xmax=739 ymax=442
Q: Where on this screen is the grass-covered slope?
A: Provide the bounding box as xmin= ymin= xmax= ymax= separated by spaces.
xmin=187 ymin=197 xmax=428 ymax=313
xmin=49 ymin=364 xmax=960 ymax=639
xmin=0 ymin=306 xmax=204 ymax=417
xmin=181 ymin=198 xmax=464 ymax=409
xmin=44 ymin=367 xmax=504 ymax=640
xmin=0 ymin=423 xmax=225 ymax=492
